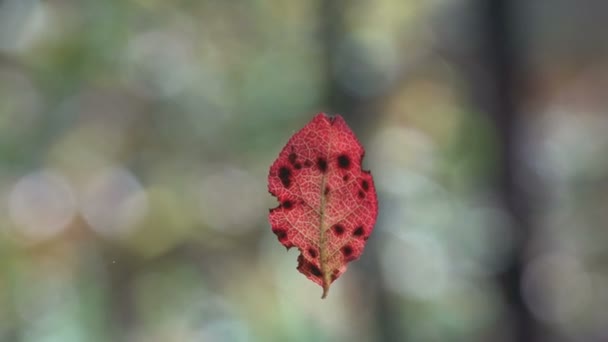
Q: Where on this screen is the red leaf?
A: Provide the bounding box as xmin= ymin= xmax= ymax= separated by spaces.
xmin=268 ymin=113 xmax=378 ymax=298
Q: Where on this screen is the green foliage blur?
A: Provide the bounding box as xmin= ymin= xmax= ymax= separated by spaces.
xmin=1 ymin=0 xmax=607 ymax=341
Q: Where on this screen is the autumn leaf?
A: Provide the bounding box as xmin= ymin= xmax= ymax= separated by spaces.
xmin=268 ymin=113 xmax=378 ymax=298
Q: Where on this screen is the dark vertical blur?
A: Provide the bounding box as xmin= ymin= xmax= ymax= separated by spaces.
xmin=473 ymin=0 xmax=536 ymax=340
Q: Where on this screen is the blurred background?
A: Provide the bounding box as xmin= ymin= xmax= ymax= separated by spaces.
xmin=0 ymin=0 xmax=607 ymax=341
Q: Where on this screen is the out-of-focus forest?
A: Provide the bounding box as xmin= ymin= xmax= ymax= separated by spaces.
xmin=1 ymin=0 xmax=607 ymax=341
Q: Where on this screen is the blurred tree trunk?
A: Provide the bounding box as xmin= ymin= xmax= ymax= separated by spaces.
xmin=472 ymin=0 xmax=538 ymax=341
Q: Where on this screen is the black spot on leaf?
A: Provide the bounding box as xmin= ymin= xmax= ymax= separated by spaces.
xmin=361 ymin=180 xmax=369 ymax=191
xmin=332 ymin=224 xmax=345 ymax=236
xmin=282 ymin=200 xmax=293 ymax=209
xmin=272 ymin=227 xmax=287 ymax=241
xmin=317 ymin=157 xmax=328 ymax=173
xmin=341 ymin=245 xmax=353 ymax=257
xmin=337 ymin=154 xmax=351 ymax=169
xmin=324 ymin=186 xmax=330 ymax=196
xmin=294 ymin=162 xmax=302 ymax=170
xmin=278 ymin=166 xmax=292 ymax=188
xmin=298 ymin=255 xmax=320 ymax=276
xmin=353 ymin=226 xmax=364 ymax=237
xmin=308 ymin=248 xmax=318 ymax=258
xmin=342 ymin=245 xmax=357 ymax=261
xmin=311 ymin=265 xmax=322 ymax=277
xmin=358 ymin=190 xmax=365 ymax=199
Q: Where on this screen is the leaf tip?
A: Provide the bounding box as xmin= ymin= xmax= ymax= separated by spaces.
xmin=314 ymin=112 xmax=344 ymax=125
xmin=321 ymin=272 xmax=331 ymax=299
xmin=321 ymin=286 xmax=329 ymax=299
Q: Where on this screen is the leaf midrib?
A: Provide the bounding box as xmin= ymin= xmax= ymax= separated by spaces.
xmin=318 ymin=126 xmax=333 ymax=299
